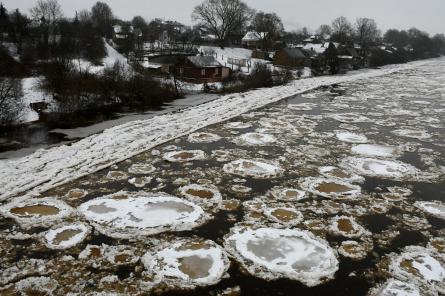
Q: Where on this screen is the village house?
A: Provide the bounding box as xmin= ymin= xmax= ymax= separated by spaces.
xmin=113 ymin=24 xmax=134 ymax=40
xmin=337 ymin=46 xmax=361 ymax=71
xmin=242 ymin=31 xmax=265 ymax=49
xmin=175 ymin=56 xmax=230 ymax=83
xmin=273 ymin=48 xmax=310 ymax=69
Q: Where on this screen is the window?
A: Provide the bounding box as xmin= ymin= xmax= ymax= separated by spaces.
xmin=201 ymin=69 xmax=206 ymax=76
xmin=179 ymin=68 xmax=184 ymax=74
xmin=215 ymin=68 xmax=219 ymax=75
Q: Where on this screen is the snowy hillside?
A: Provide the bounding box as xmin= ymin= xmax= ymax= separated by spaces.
xmin=76 ymin=40 xmax=131 ymax=74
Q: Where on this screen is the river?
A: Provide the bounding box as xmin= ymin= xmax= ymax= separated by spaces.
xmin=0 ymin=59 xmax=444 ymax=295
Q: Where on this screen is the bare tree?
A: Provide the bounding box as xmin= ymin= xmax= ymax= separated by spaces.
xmin=30 ymin=0 xmax=63 ymax=46
xmin=355 ymin=18 xmax=380 ymax=46
xmin=91 ymin=2 xmax=114 ymax=38
xmin=78 ymin=9 xmax=91 ymax=23
xmin=331 ymin=16 xmax=353 ymax=44
xmin=251 ymin=12 xmax=284 ymax=51
xmin=192 ymin=0 xmax=253 ymax=48
xmin=316 ymin=24 xmax=332 ymax=38
xmin=0 ymin=78 xmax=24 ymax=125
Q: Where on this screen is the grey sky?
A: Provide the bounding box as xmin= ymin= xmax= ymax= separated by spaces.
xmin=2 ymin=0 xmax=444 ymax=35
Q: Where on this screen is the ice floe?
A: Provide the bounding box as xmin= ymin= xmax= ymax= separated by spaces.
xmin=42 ymin=222 xmax=91 ymax=250
xmin=318 ymin=166 xmax=365 ymax=183
xmin=225 ymin=121 xmax=252 ymax=129
xmin=340 ymin=157 xmax=420 ymax=180
xmin=78 ymin=191 xmax=207 ymax=239
xmin=128 ymin=176 xmax=152 ymax=188
xmin=336 ymin=131 xmax=369 ymax=143
xmin=351 ymin=144 xmax=400 ymax=158
xmin=268 ymin=187 xmax=307 ymax=202
xmin=263 ymin=207 xmax=303 ymax=226
xmin=299 ymin=177 xmax=361 ymax=199
xmin=223 ymin=159 xmax=283 ymax=178
xmin=142 ymin=238 xmax=230 ymax=288
xmin=163 ymin=150 xmax=207 ymax=162
xmin=329 ymin=216 xmax=370 ymax=238
xmin=388 ymin=246 xmax=445 ymax=294
xmin=414 ymin=201 xmax=445 ymax=220
xmin=0 ymin=197 xmax=75 ymax=229
xmin=14 ymin=276 xmax=58 ymax=296
xmin=106 ymin=170 xmax=128 ymax=181
xmin=188 ymin=132 xmax=222 ymax=143
xmin=392 ymin=128 xmax=432 ymax=140
xmin=233 ymin=133 xmax=277 ymax=146
xmin=128 ymin=163 xmax=156 ymax=175
xmin=65 ymin=188 xmax=88 ymax=200
xmin=287 ymin=103 xmax=318 ymax=111
xmin=224 ymin=226 xmax=339 ymax=286
xmin=369 ymin=279 xmax=421 ymax=296
xmin=179 ymin=184 xmax=222 ymax=206
xmin=338 ymin=241 xmax=369 ymax=261
xmin=330 ymin=113 xmax=371 ymax=123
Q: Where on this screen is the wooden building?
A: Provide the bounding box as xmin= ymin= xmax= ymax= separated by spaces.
xmin=176 ymin=56 xmax=230 ymax=83
xmin=273 ymin=48 xmax=310 ymax=68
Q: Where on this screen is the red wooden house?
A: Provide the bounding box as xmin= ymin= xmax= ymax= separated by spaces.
xmin=175 ymin=56 xmax=230 ymax=83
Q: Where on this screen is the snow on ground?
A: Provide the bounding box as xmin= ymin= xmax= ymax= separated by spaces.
xmin=0 ymin=58 xmax=440 ymax=202
xmin=75 ymin=40 xmax=130 ymax=74
xmin=19 ymin=77 xmax=54 ymax=123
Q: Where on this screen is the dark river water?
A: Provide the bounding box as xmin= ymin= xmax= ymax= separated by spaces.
xmin=0 ymin=61 xmax=444 ymax=296
xmin=0 ymin=93 xmax=219 ymax=159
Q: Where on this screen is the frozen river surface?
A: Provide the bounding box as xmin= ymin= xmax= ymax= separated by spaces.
xmin=0 ymin=58 xmax=444 ymax=295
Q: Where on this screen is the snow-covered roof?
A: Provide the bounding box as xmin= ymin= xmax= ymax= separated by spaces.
xmin=281 ymin=48 xmax=306 ymax=59
xmin=302 ymin=43 xmax=327 ymax=54
xmin=113 ymin=25 xmax=122 ymax=34
xmin=242 ymin=32 xmax=266 ymax=42
xmin=187 ymin=56 xmax=222 ymax=68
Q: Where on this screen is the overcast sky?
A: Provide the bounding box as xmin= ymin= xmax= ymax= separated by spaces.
xmin=2 ymin=0 xmax=444 ymax=35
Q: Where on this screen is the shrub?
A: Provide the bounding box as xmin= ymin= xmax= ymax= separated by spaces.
xmin=0 ymin=78 xmax=24 ymax=126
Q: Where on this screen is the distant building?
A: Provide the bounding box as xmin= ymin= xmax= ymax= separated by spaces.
xmin=273 ymin=48 xmax=310 ymax=68
xmin=176 ymin=56 xmax=230 ymax=83
xmin=242 ymin=32 xmax=265 ymax=49
xmin=337 ymin=46 xmax=361 ymax=70
xmin=113 ymin=24 xmax=134 ymax=39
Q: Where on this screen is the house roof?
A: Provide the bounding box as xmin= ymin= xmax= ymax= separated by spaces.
xmin=187 ymin=56 xmax=222 ymax=68
xmin=281 ymin=48 xmax=306 ymax=59
xmin=242 ymin=31 xmax=266 ymax=42
xmin=302 ymin=43 xmax=327 ymax=54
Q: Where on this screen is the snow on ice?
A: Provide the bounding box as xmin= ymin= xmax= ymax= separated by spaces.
xmin=224 ymin=226 xmax=339 ymax=286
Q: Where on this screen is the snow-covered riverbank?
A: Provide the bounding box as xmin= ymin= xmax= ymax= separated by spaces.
xmin=0 ymin=57 xmax=441 ymax=202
